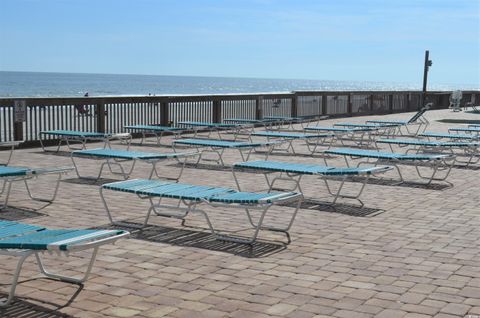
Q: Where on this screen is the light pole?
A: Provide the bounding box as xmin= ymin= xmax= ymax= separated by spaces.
xmin=422 ymin=50 xmax=433 ymax=107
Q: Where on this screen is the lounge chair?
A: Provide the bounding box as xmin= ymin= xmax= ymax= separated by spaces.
xmin=263 ymin=116 xmax=307 ymax=129
xmin=366 ymin=103 xmax=432 ymax=134
xmin=0 ymin=141 xmax=21 ymax=166
xmin=124 ymin=125 xmax=184 ymax=145
xmin=172 ymin=138 xmax=280 ymax=166
xmin=323 ymin=148 xmax=455 ymax=185
xmin=376 ymin=138 xmax=480 ymax=166
xmin=177 ymin=121 xmax=253 ymax=140
xmin=0 ymin=220 xmax=128 ymax=306
xmin=304 ymin=126 xmax=378 ymax=147
xmin=232 ymin=160 xmax=392 ymax=207
xmin=250 ymin=131 xmax=334 ymax=154
xmin=0 ymin=166 xmax=73 ymax=209
xmin=419 ymin=132 xmax=479 ymax=141
xmin=100 ymin=179 xmax=302 ymax=244
xmin=40 ymin=130 xmax=132 ymax=152
xmin=71 ymin=148 xmax=200 ymax=180
xmin=449 ymin=127 xmax=480 ymax=136
xmin=224 ymin=118 xmax=279 ymax=130
xmin=334 ymin=122 xmax=399 ymax=136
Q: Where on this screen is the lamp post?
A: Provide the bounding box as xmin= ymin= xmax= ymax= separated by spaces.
xmin=422 ymin=50 xmax=433 ymax=107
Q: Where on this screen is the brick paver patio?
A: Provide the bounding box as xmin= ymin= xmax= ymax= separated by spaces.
xmin=1 ymin=109 xmax=479 ymax=318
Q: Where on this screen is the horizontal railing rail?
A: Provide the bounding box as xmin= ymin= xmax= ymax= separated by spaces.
xmin=0 ymin=90 xmax=478 ymax=144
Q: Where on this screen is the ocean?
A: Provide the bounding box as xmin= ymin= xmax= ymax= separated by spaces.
xmin=0 ymin=71 xmax=477 ymax=98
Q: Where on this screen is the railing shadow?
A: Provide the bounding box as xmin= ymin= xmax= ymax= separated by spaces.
xmin=93 ymin=222 xmax=286 ymax=258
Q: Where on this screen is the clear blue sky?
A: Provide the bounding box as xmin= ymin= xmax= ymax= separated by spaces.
xmin=0 ymin=0 xmax=478 ymax=85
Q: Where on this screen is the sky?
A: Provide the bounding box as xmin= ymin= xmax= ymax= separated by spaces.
xmin=0 ymin=0 xmax=479 ymax=86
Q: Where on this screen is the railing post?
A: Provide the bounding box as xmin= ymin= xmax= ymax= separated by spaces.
xmin=212 ymin=100 xmax=222 ymax=123
xmin=388 ymin=94 xmax=394 ymax=113
xmin=405 ymin=93 xmax=411 ymax=112
xmin=347 ymin=94 xmax=352 ymax=116
xmin=13 ymin=100 xmax=26 ymax=141
xmin=291 ymin=94 xmax=298 ymax=118
xmin=160 ymin=101 xmax=169 ymax=126
xmin=369 ymin=94 xmax=374 ymax=112
xmin=255 ymin=96 xmax=263 ymax=119
xmin=321 ymin=94 xmax=327 ymax=115
xmin=96 ymin=101 xmax=105 ymax=133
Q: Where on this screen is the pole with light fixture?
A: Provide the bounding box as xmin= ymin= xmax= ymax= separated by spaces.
xmin=422 ymin=50 xmax=433 ymax=107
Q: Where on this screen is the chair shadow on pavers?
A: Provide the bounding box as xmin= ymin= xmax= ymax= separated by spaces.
xmin=62 ymin=177 xmax=120 ymax=186
xmin=36 ymin=150 xmax=72 ymax=158
xmin=347 ymin=175 xmax=452 ymax=190
xmin=94 ymin=222 xmax=287 ymax=258
xmin=279 ymin=198 xmax=385 ymax=217
xmin=0 ymin=284 xmax=82 ymax=318
xmin=0 ymin=207 xmax=46 ymax=221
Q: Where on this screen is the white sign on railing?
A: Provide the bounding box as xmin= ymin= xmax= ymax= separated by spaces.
xmin=14 ymin=100 xmax=26 ymax=123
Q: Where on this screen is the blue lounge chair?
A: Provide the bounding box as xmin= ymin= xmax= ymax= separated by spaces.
xmin=71 ymin=148 xmax=200 ymax=180
xmin=366 ymin=103 xmax=432 ymax=134
xmin=0 ymin=141 xmax=22 ymax=166
xmin=0 ymin=166 xmax=73 ymax=209
xmin=419 ymin=132 xmax=479 ymax=141
xmin=250 ymin=131 xmax=334 ymax=154
xmin=100 ymin=179 xmax=303 ymax=244
xmin=323 ymin=148 xmax=455 ymax=185
xmin=263 ymin=116 xmax=306 ymax=129
xmin=376 ymin=138 xmax=480 ymax=166
xmin=304 ymin=126 xmax=378 ymax=147
xmin=177 ymin=121 xmax=253 ymax=140
xmin=124 ymin=125 xmax=184 ymax=145
xmin=232 ymin=160 xmax=392 ymax=207
xmin=334 ymin=122 xmax=399 ymax=136
xmin=0 ymin=220 xmax=129 ymax=306
xmin=449 ymin=127 xmax=480 ymax=136
xmin=172 ymin=138 xmax=280 ymax=166
xmin=40 ymin=130 xmax=132 ymax=152
xmin=224 ymin=118 xmax=279 ymax=130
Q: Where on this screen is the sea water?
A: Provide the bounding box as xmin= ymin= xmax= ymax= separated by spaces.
xmin=1 ymin=71 xmax=477 ymax=98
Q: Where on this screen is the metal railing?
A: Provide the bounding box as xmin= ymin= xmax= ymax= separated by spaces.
xmin=0 ymin=90 xmax=478 ymax=145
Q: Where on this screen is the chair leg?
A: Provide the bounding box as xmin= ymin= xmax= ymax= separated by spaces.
xmin=24 ymin=173 xmax=62 ymax=203
xmin=34 ymin=247 xmax=99 ymax=284
xmin=0 ymin=252 xmax=32 ymax=307
xmin=0 ymin=180 xmax=13 ymax=210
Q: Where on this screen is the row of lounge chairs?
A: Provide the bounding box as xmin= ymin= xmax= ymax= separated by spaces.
xmin=1 ymin=105 xmax=478 ymax=306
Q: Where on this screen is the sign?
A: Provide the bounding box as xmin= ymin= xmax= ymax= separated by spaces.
xmin=14 ymin=100 xmax=26 ymax=123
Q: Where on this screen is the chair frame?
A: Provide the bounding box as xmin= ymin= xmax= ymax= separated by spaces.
xmin=100 ymin=179 xmax=303 ymax=244
xmin=0 ymin=141 xmax=21 ymax=166
xmin=124 ymin=125 xmax=184 ymax=145
xmin=249 ymin=131 xmax=335 ymax=155
xmin=0 ymin=167 xmax=73 ymax=210
xmin=0 ymin=223 xmax=128 ymax=307
xmin=232 ymin=161 xmax=392 ymax=207
xmin=323 ymin=148 xmax=455 ymax=186
xmin=40 ymin=130 xmax=132 ymax=152
xmin=71 ymin=149 xmax=200 ymax=181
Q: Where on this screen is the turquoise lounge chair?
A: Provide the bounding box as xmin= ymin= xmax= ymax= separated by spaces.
xmin=0 ymin=166 xmax=73 ymax=209
xmin=304 ymin=126 xmax=377 ymax=147
xmin=232 ymin=160 xmax=392 ymax=207
xmin=177 ymin=121 xmax=253 ymax=140
xmin=334 ymin=122 xmax=399 ymax=136
xmin=419 ymin=132 xmax=479 ymax=141
xmin=124 ymin=125 xmax=183 ymax=145
xmin=376 ymin=138 xmax=480 ymax=166
xmin=366 ymin=103 xmax=432 ymax=134
xmin=0 ymin=220 xmax=129 ymax=306
xmin=449 ymin=127 xmax=480 ymax=136
xmin=0 ymin=141 xmax=22 ymax=166
xmin=71 ymin=148 xmax=200 ymax=180
xmin=323 ymin=148 xmax=455 ymax=185
xmin=172 ymin=138 xmax=280 ymax=166
xmin=100 ymin=179 xmax=303 ymax=244
xmin=40 ymin=130 xmax=132 ymax=152
xmin=250 ymin=131 xmax=334 ymax=154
